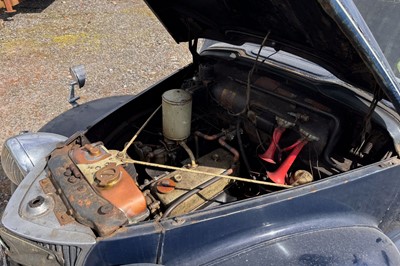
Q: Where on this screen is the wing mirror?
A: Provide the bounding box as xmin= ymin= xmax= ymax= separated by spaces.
xmin=68 ymin=65 xmax=86 ymax=107
xmin=70 ymin=65 xmax=86 ymax=88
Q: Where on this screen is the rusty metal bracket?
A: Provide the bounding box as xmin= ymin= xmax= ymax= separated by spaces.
xmin=47 ymin=144 xmax=128 ymax=237
xmin=40 ymin=178 xmax=75 ymax=226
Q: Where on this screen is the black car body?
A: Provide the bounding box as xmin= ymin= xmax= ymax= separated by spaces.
xmin=2 ymin=0 xmax=400 ymax=265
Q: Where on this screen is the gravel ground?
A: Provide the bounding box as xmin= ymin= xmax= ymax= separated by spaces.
xmin=0 ymin=0 xmax=191 ymax=215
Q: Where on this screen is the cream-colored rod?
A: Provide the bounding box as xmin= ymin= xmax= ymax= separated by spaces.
xmin=123 ymin=158 xmax=293 ymax=189
xmin=120 ymin=105 xmax=161 ymax=156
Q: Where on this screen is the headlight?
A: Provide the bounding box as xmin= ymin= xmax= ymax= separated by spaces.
xmin=1 ymin=132 xmax=67 ymax=185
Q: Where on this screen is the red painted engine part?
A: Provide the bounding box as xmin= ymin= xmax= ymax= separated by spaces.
xmin=267 ymin=139 xmax=308 ymax=185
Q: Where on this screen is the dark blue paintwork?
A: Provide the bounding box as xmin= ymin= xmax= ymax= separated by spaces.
xmin=84 ymin=157 xmax=400 ymax=265
xmin=144 ymin=0 xmax=400 ymax=112
xmin=209 ymin=227 xmax=398 ymax=266
xmin=80 ymin=1 xmax=400 ymax=264
xmin=39 ymin=95 xmax=134 ymax=137
xmin=61 ymin=1 xmax=400 ymax=265
xmin=321 ymin=0 xmax=400 ymax=118
xmin=3 ymin=0 xmax=400 ymax=265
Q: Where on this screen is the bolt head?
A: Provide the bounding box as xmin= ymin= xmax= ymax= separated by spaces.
xmin=77 ymin=185 xmax=86 ymax=192
xmin=173 ymin=174 xmax=183 ymax=182
xmin=68 ymin=176 xmax=78 ymax=183
xmin=64 ymin=169 xmax=72 ymax=176
xmin=211 ymin=153 xmax=220 ymax=162
xmin=99 ymin=204 xmax=113 ymax=215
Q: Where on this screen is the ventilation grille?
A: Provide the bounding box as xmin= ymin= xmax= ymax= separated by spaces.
xmin=35 ymin=242 xmax=82 ymax=266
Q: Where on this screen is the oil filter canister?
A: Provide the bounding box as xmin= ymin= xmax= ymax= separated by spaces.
xmin=162 ymin=89 xmax=192 ymax=141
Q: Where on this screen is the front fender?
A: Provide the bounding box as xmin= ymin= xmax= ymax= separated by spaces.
xmin=39 ymin=95 xmax=134 ymax=137
xmin=208 ymin=226 xmax=400 ymax=266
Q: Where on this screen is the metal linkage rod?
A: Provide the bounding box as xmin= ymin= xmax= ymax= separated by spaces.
xmin=119 ymin=105 xmax=161 ymax=156
xmin=123 ymin=158 xmax=293 ymax=189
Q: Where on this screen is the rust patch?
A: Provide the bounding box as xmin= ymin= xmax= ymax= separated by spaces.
xmin=71 ymin=144 xmax=148 ymax=220
xmin=55 ymin=211 xmax=75 ymax=225
xmin=94 ymin=164 xmax=147 ymax=219
xmin=220 ymin=88 xmax=237 ymax=111
xmin=48 ymin=144 xmax=128 ymax=236
xmin=156 ymin=179 xmax=176 ymax=194
xmin=70 ymin=142 xmax=111 ymax=165
xmin=40 ymin=177 xmax=75 ymax=226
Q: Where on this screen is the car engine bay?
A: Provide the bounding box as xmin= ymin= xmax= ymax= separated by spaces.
xmin=44 ymin=58 xmax=397 ymax=237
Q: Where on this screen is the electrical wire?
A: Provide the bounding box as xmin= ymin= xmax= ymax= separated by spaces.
xmin=230 ymin=30 xmax=271 ymax=116
xmin=312 ymin=143 xmax=322 ymax=180
xmin=356 ymin=86 xmax=383 ymax=155
xmin=308 ymin=146 xmax=315 ymax=179
xmin=236 ymin=119 xmax=253 ymax=178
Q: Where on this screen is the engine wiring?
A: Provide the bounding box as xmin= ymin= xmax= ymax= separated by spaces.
xmin=236 ymin=118 xmax=253 ymax=179
xmin=355 ymin=85 xmax=383 ymax=156
xmin=110 ymin=101 xmax=294 ymax=192
xmin=231 ymin=30 xmax=271 ymax=116
xmin=100 ymin=51 xmax=393 ymax=219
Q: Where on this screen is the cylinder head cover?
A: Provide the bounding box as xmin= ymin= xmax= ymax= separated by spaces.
xmin=162 ymin=89 xmax=192 ymax=141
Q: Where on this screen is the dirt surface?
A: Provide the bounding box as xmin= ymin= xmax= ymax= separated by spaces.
xmin=0 ymin=0 xmax=191 ymax=215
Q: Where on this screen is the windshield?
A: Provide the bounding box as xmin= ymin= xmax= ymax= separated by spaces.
xmin=354 ymin=0 xmax=400 ymax=78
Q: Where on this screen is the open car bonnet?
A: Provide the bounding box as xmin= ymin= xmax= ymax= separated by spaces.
xmin=144 ymin=0 xmax=400 ymax=113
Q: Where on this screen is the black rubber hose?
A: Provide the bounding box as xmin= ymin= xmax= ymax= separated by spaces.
xmin=236 ymin=119 xmax=253 ymax=178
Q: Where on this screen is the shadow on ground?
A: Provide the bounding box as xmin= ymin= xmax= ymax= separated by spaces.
xmin=1 ymin=0 xmax=55 ymax=20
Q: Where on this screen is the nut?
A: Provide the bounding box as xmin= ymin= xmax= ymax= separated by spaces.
xmin=98 ymin=204 xmax=113 ymax=215
xmin=173 ymin=174 xmax=183 ymax=182
xmin=68 ymin=176 xmax=78 ymax=184
xmin=64 ymin=169 xmax=72 ymax=176
xmin=211 ymin=153 xmax=220 ymax=162
xmin=84 ymin=144 xmax=102 ymax=157
xmin=77 ymin=185 xmax=86 ymax=192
